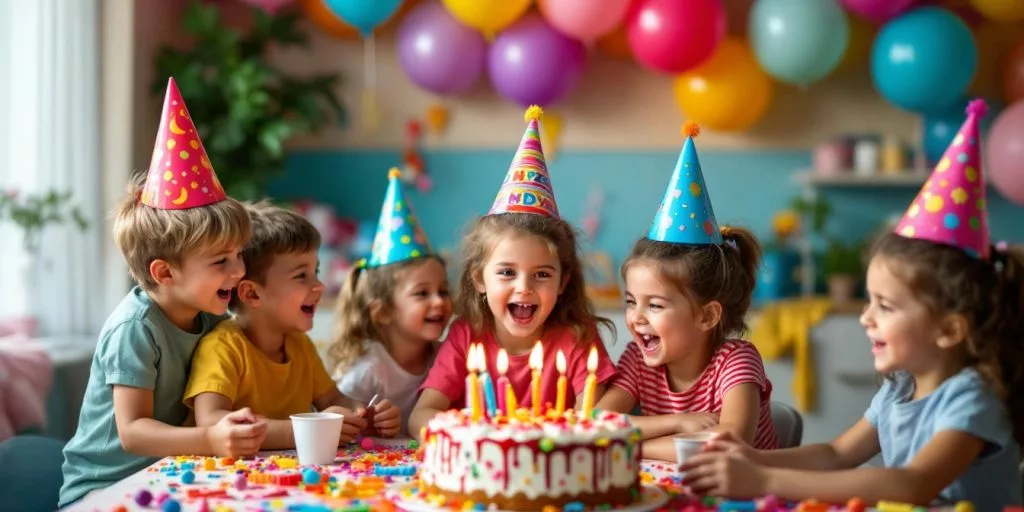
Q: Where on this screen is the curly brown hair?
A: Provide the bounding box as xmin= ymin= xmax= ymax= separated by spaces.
xmin=620 ymin=226 xmax=763 ymax=345
xmin=455 ymin=213 xmax=613 ymax=344
xmin=870 ymin=233 xmax=1024 ymax=446
xmin=327 ymin=256 xmax=446 ymax=376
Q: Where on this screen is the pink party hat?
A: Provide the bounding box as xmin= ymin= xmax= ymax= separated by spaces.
xmin=140 ymin=78 xmax=227 ymax=210
xmin=894 ymin=99 xmax=990 ymax=259
xmin=488 ymin=106 xmax=559 ymax=218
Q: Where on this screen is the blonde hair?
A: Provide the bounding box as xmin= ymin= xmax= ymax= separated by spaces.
xmin=456 ymin=213 xmax=612 ymax=344
xmin=113 ymin=172 xmax=251 ymax=290
xmin=230 ymin=201 xmax=322 ymax=309
xmin=621 ymin=226 xmax=762 ymax=345
xmin=328 ymin=255 xmax=446 ymax=375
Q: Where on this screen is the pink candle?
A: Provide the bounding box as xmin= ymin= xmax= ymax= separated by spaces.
xmin=496 ymin=349 xmax=509 ymax=415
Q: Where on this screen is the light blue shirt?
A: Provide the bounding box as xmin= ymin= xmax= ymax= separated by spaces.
xmin=865 ymin=368 xmax=1022 ymax=510
xmin=59 ymin=287 xmax=225 ymax=507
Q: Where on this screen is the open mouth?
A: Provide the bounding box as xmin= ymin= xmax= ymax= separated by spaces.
xmin=424 ymin=314 xmax=446 ymax=326
xmin=507 ymin=303 xmax=538 ymax=324
xmin=870 ymin=339 xmax=886 ymax=354
xmin=300 ymin=304 xmax=316 ymax=316
xmin=216 ymin=289 xmax=231 ymax=301
xmin=638 ymin=333 xmax=661 ymax=354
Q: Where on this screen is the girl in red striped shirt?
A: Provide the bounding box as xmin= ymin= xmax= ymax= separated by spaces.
xmin=596 ymin=124 xmax=779 ymax=462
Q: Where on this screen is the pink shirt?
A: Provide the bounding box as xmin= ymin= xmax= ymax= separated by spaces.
xmin=612 ymin=339 xmax=780 ymax=450
xmin=421 ymin=319 xmax=617 ymax=410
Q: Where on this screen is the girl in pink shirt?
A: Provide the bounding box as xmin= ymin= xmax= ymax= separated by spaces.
xmin=597 ymin=124 xmax=779 ymax=462
xmin=409 ymin=108 xmax=617 ymax=439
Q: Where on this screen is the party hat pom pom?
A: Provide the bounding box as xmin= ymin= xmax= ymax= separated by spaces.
xmin=966 ymin=98 xmax=988 ymax=119
xmin=682 ymin=121 xmax=701 ymax=139
xmin=388 ymin=167 xmax=401 ymax=180
xmin=525 ymin=105 xmax=544 ymax=123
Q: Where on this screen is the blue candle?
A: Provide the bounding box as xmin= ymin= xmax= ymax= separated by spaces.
xmin=479 ymin=367 xmax=499 ymax=419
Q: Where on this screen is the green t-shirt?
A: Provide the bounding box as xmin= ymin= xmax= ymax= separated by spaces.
xmin=58 ymin=287 xmax=226 ymax=506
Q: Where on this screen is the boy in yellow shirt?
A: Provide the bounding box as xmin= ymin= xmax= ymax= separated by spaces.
xmin=185 ymin=202 xmax=399 ymax=449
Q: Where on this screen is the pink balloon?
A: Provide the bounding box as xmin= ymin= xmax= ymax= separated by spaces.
xmin=840 ymin=0 xmax=918 ymax=24
xmin=238 ymin=0 xmax=294 ymax=13
xmin=988 ymin=101 xmax=1024 ymax=205
xmin=626 ymin=0 xmax=727 ymax=74
xmin=538 ymin=0 xmax=632 ymax=42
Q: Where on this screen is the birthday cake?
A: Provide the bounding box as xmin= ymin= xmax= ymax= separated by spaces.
xmin=419 ymin=408 xmax=642 ymax=511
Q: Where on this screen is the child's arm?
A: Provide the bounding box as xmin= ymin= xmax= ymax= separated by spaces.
xmin=114 ymin=386 xmax=266 ymax=457
xmin=409 ymin=389 xmax=451 ymax=441
xmin=193 ymin=392 xmax=297 ymax=450
xmin=598 ymin=386 xmax=718 ymax=441
xmin=703 ymin=383 xmax=760 ymax=444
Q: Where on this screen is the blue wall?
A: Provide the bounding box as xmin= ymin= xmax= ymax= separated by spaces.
xmin=272 ymin=149 xmax=1024 ymax=266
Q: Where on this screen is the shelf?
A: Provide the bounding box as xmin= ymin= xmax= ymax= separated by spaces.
xmin=794 ymin=170 xmax=929 ymax=188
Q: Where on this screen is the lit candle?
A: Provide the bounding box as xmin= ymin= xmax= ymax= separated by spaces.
xmin=466 ymin=343 xmax=482 ymax=422
xmin=496 ymin=349 xmax=511 ymax=416
xmin=555 ymin=350 xmax=567 ymax=416
xmin=581 ymin=345 xmax=598 ymax=419
xmin=478 ymin=345 xmax=498 ymax=418
xmin=529 ymin=341 xmax=543 ymax=418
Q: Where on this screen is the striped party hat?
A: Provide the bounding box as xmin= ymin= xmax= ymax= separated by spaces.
xmin=488 ymin=106 xmax=559 ymax=218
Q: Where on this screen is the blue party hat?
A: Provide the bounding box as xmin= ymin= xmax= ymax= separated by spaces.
xmin=647 ymin=122 xmax=722 ymax=245
xmin=366 ymin=168 xmax=433 ymax=268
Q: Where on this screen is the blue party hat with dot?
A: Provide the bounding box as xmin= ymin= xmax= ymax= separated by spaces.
xmin=366 ymin=168 xmax=433 ymax=268
xmin=647 ymin=122 xmax=722 ymax=245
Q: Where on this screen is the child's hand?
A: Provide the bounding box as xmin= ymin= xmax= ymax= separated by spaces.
xmin=322 ymin=406 xmax=368 ymax=444
xmin=370 ymin=399 xmax=401 ymax=438
xmin=206 ymin=407 xmax=268 ymax=457
xmin=680 ymin=451 xmax=769 ymax=499
xmin=678 ymin=412 xmax=719 ymax=434
xmin=701 ymin=431 xmax=761 ymax=462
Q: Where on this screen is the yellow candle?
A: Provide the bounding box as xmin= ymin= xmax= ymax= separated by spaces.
xmin=529 ymin=341 xmax=543 ymax=418
xmin=555 ymin=350 xmax=567 ymax=416
xmin=467 ymin=343 xmax=482 ymax=422
xmin=497 ymin=349 xmax=517 ymax=417
xmin=581 ymin=345 xmax=598 ymax=418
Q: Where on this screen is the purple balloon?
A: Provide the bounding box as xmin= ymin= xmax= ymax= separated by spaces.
xmin=396 ymin=2 xmax=486 ymax=95
xmin=840 ymin=0 xmax=918 ymax=24
xmin=488 ymin=14 xmax=587 ymax=107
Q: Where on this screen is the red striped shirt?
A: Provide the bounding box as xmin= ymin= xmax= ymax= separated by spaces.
xmin=611 ymin=339 xmax=779 ymax=450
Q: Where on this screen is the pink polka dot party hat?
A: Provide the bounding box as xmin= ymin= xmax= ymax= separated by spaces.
xmin=894 ymin=99 xmax=990 ymax=260
xmin=647 ymin=122 xmax=723 ymax=245
xmin=140 ymin=77 xmax=227 ymax=210
xmin=488 ymin=106 xmax=560 ymax=219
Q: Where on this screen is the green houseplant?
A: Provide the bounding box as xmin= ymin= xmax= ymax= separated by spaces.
xmin=822 ymin=237 xmax=866 ymax=304
xmin=0 ymin=189 xmax=88 ymax=254
xmin=153 ymin=0 xmax=345 ymax=200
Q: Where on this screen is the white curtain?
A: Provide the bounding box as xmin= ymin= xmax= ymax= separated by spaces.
xmin=0 ymin=0 xmax=104 ymax=336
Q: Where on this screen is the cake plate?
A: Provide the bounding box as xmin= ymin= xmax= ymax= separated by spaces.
xmin=386 ymin=483 xmax=669 ymax=512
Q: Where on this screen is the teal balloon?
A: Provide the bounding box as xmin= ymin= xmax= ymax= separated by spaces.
xmin=749 ymin=0 xmax=850 ymax=85
xmin=325 ymin=0 xmax=403 ymax=37
xmin=871 ymin=7 xmax=977 ymax=113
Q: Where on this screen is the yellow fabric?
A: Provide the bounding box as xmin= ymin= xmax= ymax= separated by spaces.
xmin=750 ymin=297 xmax=833 ymax=412
xmin=184 ymin=320 xmax=337 ymax=419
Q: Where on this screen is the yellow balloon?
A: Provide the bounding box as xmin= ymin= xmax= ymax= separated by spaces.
xmin=835 ymin=14 xmax=875 ymax=75
xmin=673 ymin=39 xmax=774 ymax=133
xmin=970 ymin=0 xmax=1024 ymax=23
xmin=441 ymin=0 xmax=532 ymax=36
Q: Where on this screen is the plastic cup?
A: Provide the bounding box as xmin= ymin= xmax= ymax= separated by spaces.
xmin=290 ymin=412 xmax=344 ymax=465
xmin=674 ymin=432 xmax=715 ymax=473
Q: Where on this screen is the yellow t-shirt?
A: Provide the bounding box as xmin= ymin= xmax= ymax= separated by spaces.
xmin=184 ymin=320 xmax=336 ymax=419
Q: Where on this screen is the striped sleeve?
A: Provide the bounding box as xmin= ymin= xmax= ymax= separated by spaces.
xmin=610 ymin=342 xmax=643 ymax=401
xmin=714 ymin=342 xmax=770 ymax=402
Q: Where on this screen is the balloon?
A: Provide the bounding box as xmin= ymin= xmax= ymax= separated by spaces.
xmin=488 ymin=14 xmax=587 ymax=107
xmin=396 ymin=2 xmax=486 ymax=95
xmin=835 ymin=14 xmax=875 ymax=74
xmin=922 ymin=97 xmax=999 ymax=164
xmin=988 ymin=101 xmax=1024 ymax=205
xmin=969 ymin=22 xmax=1023 ymax=97
xmin=325 ymin=0 xmax=403 ymax=36
xmin=238 ymin=0 xmax=294 ymax=13
xmin=298 ymin=0 xmax=359 ymax=39
xmin=969 ymin=0 xmax=1024 ymax=23
xmin=596 ymin=24 xmax=633 ymax=61
xmin=1004 ymin=42 xmax=1024 ymax=103
xmin=871 ymin=7 xmax=977 ymax=113
xmin=673 ymin=38 xmax=774 ymax=132
xmin=839 ymin=0 xmax=918 ymax=24
xmin=749 ymin=0 xmax=850 ymax=85
xmin=626 ymin=0 xmax=727 ymax=74
xmin=538 ymin=0 xmax=631 ymax=42
xmin=441 ymin=0 xmax=532 ymax=36
xmin=724 ymin=0 xmax=756 ymax=36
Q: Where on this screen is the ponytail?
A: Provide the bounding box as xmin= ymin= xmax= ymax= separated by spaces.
xmin=985 ymin=246 xmax=1024 ymax=447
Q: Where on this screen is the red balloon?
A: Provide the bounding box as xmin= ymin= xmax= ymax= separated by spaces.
xmin=625 ymin=0 xmax=727 ymax=74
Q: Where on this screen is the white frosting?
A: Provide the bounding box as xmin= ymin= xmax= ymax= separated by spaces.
xmin=420 ymin=410 xmax=641 ymax=502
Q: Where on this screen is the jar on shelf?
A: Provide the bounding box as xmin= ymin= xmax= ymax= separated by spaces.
xmin=853 ymin=138 xmax=879 ymax=176
xmin=812 ymin=139 xmax=850 ymax=175
xmin=880 ymin=137 xmax=908 ymax=174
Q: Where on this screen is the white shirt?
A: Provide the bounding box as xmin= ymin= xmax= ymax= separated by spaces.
xmin=335 ymin=341 xmax=435 ymax=437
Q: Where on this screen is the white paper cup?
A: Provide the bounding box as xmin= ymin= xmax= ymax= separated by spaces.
xmin=290 ymin=412 xmax=344 ymax=465
xmin=674 ymin=432 xmax=715 ymax=472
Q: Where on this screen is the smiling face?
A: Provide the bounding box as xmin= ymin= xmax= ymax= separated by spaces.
xmin=167 ymin=244 xmax=246 ymax=316
xmin=475 ymin=232 xmax=566 ymax=348
xmin=623 ymin=260 xmax=714 ymax=367
xmin=243 ymin=250 xmax=324 ymax=333
xmin=378 ymin=258 xmax=453 ymax=345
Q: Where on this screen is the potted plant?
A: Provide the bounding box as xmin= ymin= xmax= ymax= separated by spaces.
xmin=822 ymin=237 xmax=866 ymax=304
xmin=153 ymin=0 xmax=345 ymax=201
xmin=754 ymin=209 xmax=803 ymax=305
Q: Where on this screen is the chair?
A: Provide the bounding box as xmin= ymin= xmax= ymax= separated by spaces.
xmin=0 ymin=434 xmax=65 ymax=512
xmin=770 ymin=401 xmax=804 ymax=449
